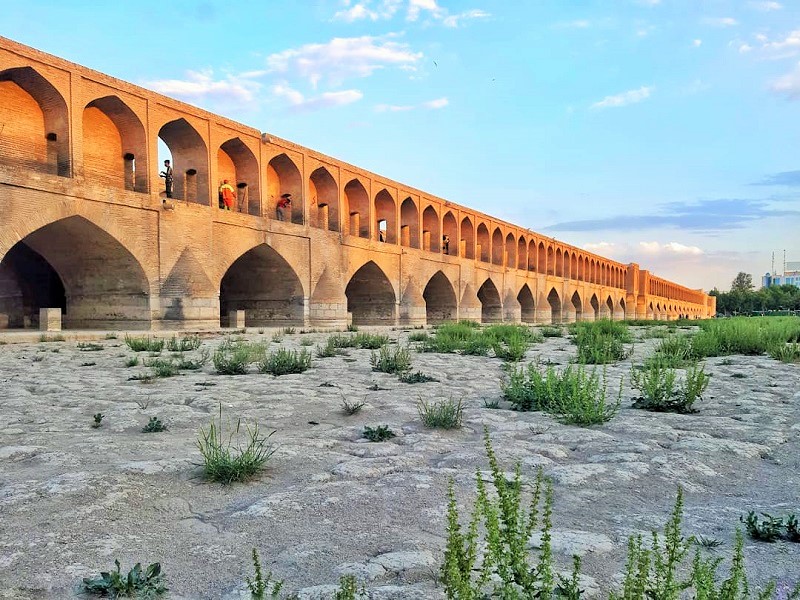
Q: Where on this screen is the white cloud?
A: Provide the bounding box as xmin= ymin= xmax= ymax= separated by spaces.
xmin=333 ymin=0 xmax=402 ymax=22
xmin=639 ymin=241 xmax=704 ymax=256
xmin=739 ymin=43 xmax=753 ymax=53
xmin=771 ymin=62 xmax=800 ymax=99
xmin=703 ymin=17 xmax=738 ymax=27
xmin=760 ymin=29 xmax=800 ymax=55
xmin=636 ymin=0 xmax=661 ymax=5
xmin=407 ymin=0 xmax=445 ymax=21
xmin=555 ymin=19 xmax=592 ymax=29
xmin=146 ymin=69 xmax=259 ymax=104
xmin=585 ymin=242 xmax=619 ymax=253
xmin=266 ymin=34 xmax=422 ymax=88
xmin=442 ymin=9 xmax=490 ymax=28
xmin=422 ymin=97 xmax=449 ymax=108
xmin=693 ymin=39 xmax=703 ymax=47
xmin=591 ymin=86 xmax=654 ymax=109
xmin=749 ymin=1 xmax=782 ymax=10
xmin=334 ymin=4 xmax=379 ymax=22
xmin=272 ymin=83 xmax=363 ymax=112
xmin=375 ymin=96 xmax=448 ymax=112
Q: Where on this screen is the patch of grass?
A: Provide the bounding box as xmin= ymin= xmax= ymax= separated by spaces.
xmin=165 ymin=334 xmax=201 ymax=352
xmin=539 ymin=325 xmax=563 ymax=338
xmin=300 ymin=337 xmax=314 ymax=347
xmin=483 ymin=398 xmax=500 ymax=409
xmin=720 ymin=357 xmax=735 ymax=365
xmin=91 ymin=413 xmax=104 ymax=428
xmin=32 ymin=355 xmax=44 ymax=363
xmin=731 ymin=372 xmax=748 ymax=379
xmin=769 ymin=342 xmax=800 ymax=363
xmin=741 ymin=511 xmax=789 ymax=543
xmin=570 ymin=320 xmax=632 ymax=364
xmin=418 ymin=397 xmax=464 ymax=429
xmin=281 ymin=326 xmax=296 ymax=335
xmin=502 ymin=363 xmax=621 ymax=425
xmin=363 ymin=425 xmax=396 ymax=442
xmin=341 ymin=397 xmax=365 ymax=415
xmin=144 ymin=358 xmax=179 ymax=379
xmin=352 ymin=332 xmax=389 ymax=349
xmin=408 ymin=331 xmax=429 ymax=342
xmin=346 ymin=323 xmax=359 ymax=332
xmin=39 ymin=333 xmax=65 ymax=342
xmin=104 ymin=333 xmax=118 ymax=340
xmin=128 ymin=373 xmax=154 ymax=384
xmin=398 ymin=370 xmax=438 ymax=384
xmin=213 ymin=338 xmax=267 ymax=375
xmin=334 ymin=574 xmax=366 ymax=599
xmin=125 ymin=356 xmax=139 ymax=368
xmin=77 ymin=342 xmax=104 ymax=352
xmin=258 ymin=348 xmax=312 ymax=375
xmin=82 ymin=559 xmax=167 ymax=598
xmin=631 ymin=362 xmax=710 ymax=414
xmin=370 ymin=345 xmax=411 ymax=374
xmin=80 ymin=361 xmax=96 ymax=367
xmin=125 ymin=335 xmax=164 ymax=353
xmin=648 ymin=335 xmax=698 ymax=368
xmin=246 ymin=548 xmax=283 ymax=599
xmin=197 ymin=405 xmax=276 ymax=484
xmin=693 ymin=535 xmax=723 ymax=550
xmin=271 ymin=331 xmax=284 ymax=343
xmin=142 ymin=416 xmax=167 ymax=433
xmin=175 ymin=348 xmax=209 ymax=370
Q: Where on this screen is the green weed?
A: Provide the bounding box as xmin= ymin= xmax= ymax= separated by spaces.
xmin=77 ymin=342 xmax=104 ymax=352
xmin=91 ymin=413 xmax=104 ymax=428
xmin=341 ymin=397 xmax=366 ymax=415
xmin=418 ymin=397 xmax=464 ymax=429
xmin=165 ymin=334 xmax=201 ymax=352
xmin=631 ymin=363 xmax=710 ymax=414
xmin=370 ymin=345 xmax=411 ymax=374
xmin=398 ymin=370 xmax=439 ymax=384
xmin=142 ymin=417 xmax=167 ymax=433
xmin=363 ymin=425 xmax=396 ymax=442
xmin=258 ymin=348 xmax=312 ymax=375
xmin=125 ymin=356 xmax=139 ymax=367
xmin=246 ymin=548 xmax=283 ymax=599
xmin=82 ymin=559 xmax=167 ymax=598
xmin=124 ymin=335 xmax=164 ymax=353
xmin=39 ymin=333 xmax=65 ymax=342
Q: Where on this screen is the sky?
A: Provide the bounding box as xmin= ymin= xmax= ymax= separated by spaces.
xmin=4 ymin=0 xmax=800 ymax=292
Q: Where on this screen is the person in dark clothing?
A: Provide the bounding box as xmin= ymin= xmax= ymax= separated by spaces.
xmin=160 ymin=160 xmax=173 ymax=198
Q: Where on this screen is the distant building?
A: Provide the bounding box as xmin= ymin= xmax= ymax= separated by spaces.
xmin=762 ymin=261 xmax=800 ymax=288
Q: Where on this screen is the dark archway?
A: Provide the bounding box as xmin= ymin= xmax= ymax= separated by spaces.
xmin=478 ymin=278 xmax=502 ymax=323
xmin=571 ymin=291 xmax=583 ymax=321
xmin=344 ymin=179 xmax=370 ymax=239
xmin=220 ymin=244 xmax=304 ymax=326
xmin=159 ymin=118 xmax=209 ymax=204
xmin=590 ymin=294 xmax=600 ymax=320
xmin=491 ymin=228 xmax=504 ymax=265
xmin=517 ymin=237 xmax=527 ymax=270
xmin=477 ymin=223 xmax=490 ymax=262
xmin=461 ymin=217 xmax=475 ymax=259
xmin=442 ymin=211 xmax=458 ymax=256
xmin=422 ymin=206 xmax=440 ymax=252
xmin=606 ymin=296 xmax=614 ymax=320
xmin=547 ymin=288 xmax=561 ymax=324
xmin=267 ymin=154 xmax=303 ymax=223
xmin=0 ymin=216 xmax=150 ymax=329
xmin=400 ymin=197 xmax=419 ymax=248
xmin=310 ymin=167 xmax=339 ymax=232
xmin=423 ymin=271 xmax=457 ymax=324
xmin=517 ymin=284 xmax=535 ymax=323
xmin=219 ymin=138 xmax=260 ymax=214
xmin=375 ymin=189 xmax=397 ymax=243
xmin=345 ymin=262 xmax=396 ymax=325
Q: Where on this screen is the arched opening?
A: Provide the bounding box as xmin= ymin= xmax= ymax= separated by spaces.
xmin=477 ymin=223 xmax=490 ymax=262
xmin=619 ymin=298 xmax=626 ymax=320
xmin=218 ymin=138 xmax=260 ymax=214
xmin=537 ymin=242 xmax=546 ymax=273
xmin=547 ymin=288 xmax=561 ymax=324
xmin=590 ymin=259 xmax=596 ymax=283
xmin=478 ymin=279 xmax=502 ymax=323
xmin=267 ymin=153 xmax=303 ymax=224
xmin=158 ymin=118 xmax=209 ymax=204
xmin=571 ymin=291 xmax=583 ymax=321
xmin=400 ymin=197 xmax=419 ymax=248
xmin=564 ymin=251 xmax=571 ymax=279
xmin=556 ymin=249 xmax=564 ymax=277
xmin=517 ymin=237 xmax=527 ymax=271
xmin=460 ymin=216 xmax=475 ymax=259
xmin=578 ymin=256 xmax=585 ymax=281
xmin=590 ymin=294 xmax=600 ymax=319
xmin=0 ymin=67 xmax=70 ymax=176
xmin=547 ymin=246 xmax=555 ymax=276
xmin=219 ymin=244 xmax=304 ymax=326
xmin=344 ymin=179 xmax=370 ymax=239
xmin=422 ymin=206 xmax=440 ymax=253
xmin=517 ymin=284 xmax=535 ymax=323
xmin=309 ymin=167 xmax=339 ymax=232
xmin=0 ymin=216 xmax=150 ymax=329
xmin=345 ymin=261 xmax=396 ymax=325
xmin=505 ymin=233 xmax=516 ymax=268
xmin=606 ymin=296 xmax=614 ymax=320
xmin=491 ymin=228 xmax=504 ymax=265
xmin=375 ymin=189 xmax=397 ymax=243
xmin=83 ymin=96 xmax=148 ymax=192
xmin=571 ymin=254 xmax=578 ymax=281
xmin=423 ymin=271 xmax=457 ymax=324
xmin=442 ymin=211 xmax=458 ymax=256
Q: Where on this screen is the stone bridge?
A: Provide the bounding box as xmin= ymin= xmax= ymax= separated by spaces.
xmin=0 ymin=37 xmax=715 ymax=331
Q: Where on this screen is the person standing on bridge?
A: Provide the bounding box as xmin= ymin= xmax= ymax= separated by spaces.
xmin=219 ymin=179 xmax=236 ymax=211
xmin=277 ymin=193 xmax=292 ymax=221
xmin=160 ymin=160 xmax=173 ymax=198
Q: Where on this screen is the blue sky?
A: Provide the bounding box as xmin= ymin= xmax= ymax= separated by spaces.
xmin=5 ymin=0 xmax=800 ymax=291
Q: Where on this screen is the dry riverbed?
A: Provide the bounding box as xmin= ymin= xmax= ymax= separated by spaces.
xmin=0 ymin=326 xmax=798 ymax=599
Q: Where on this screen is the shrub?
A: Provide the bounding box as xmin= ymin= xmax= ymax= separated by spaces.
xmin=631 ymin=363 xmax=710 ymax=414
xmin=144 ymin=358 xmax=179 ymax=378
xmin=352 ymin=332 xmax=389 ymax=349
xmin=82 ymin=559 xmax=167 ymax=598
xmin=370 ymin=345 xmax=411 ymax=374
xmin=398 ymin=370 xmax=439 ymax=384
xmin=258 ymin=348 xmax=312 ymax=375
xmin=334 ymin=574 xmax=366 ymax=599
xmin=647 ymin=335 xmax=697 ymax=368
xmin=418 ymin=397 xmax=464 ymax=429
xmin=165 ymin=334 xmax=201 ymax=352
xmin=246 ymin=548 xmax=283 ymax=599
xmin=570 ymin=320 xmax=632 ymax=364
xmin=491 ymin=330 xmax=531 ymax=362
xmin=213 ymin=339 xmax=267 ymax=375
xmin=769 ymin=342 xmax=800 ymax=363
xmin=39 ymin=333 xmax=65 ymax=342
xmin=363 ymin=425 xmax=396 ymax=442
xmin=175 ymin=348 xmax=209 ymax=370
xmin=300 ymin=337 xmax=314 ymax=347
xmin=740 ymin=511 xmax=800 ymax=543
xmin=125 ymin=356 xmax=139 ymax=368
xmin=77 ymin=342 xmax=104 ymax=352
xmin=540 ymin=326 xmax=563 ymax=337
xmin=91 ymin=413 xmax=104 ymax=429
xmin=408 ymin=331 xmax=429 ymax=342
xmin=197 ymin=405 xmax=276 ymax=484
xmin=341 ymin=397 xmax=365 ymax=415
xmin=142 ymin=417 xmax=167 ymax=433
xmin=125 ymin=335 xmax=164 ymax=352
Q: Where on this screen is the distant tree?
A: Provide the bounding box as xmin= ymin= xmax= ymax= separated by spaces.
xmin=730 ymin=272 xmax=754 ymax=293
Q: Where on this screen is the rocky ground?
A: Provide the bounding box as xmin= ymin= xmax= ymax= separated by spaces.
xmin=0 ymin=325 xmax=798 ymax=599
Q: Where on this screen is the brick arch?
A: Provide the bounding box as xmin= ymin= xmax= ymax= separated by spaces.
xmin=0 ymin=215 xmax=151 ymax=329
xmin=375 ymin=188 xmax=397 ymax=243
xmin=476 ymin=222 xmax=490 ymax=262
xmin=422 ymin=205 xmax=440 ymax=252
xmin=345 ymin=260 xmax=397 ymax=325
xmin=537 ymin=241 xmax=546 ymax=274
xmin=460 ymin=216 xmax=474 ymax=259
xmin=517 ymin=236 xmax=527 ymax=270
xmin=219 ymin=137 xmax=260 ymax=215
xmin=590 ymin=293 xmax=600 ymax=319
xmin=556 ymin=248 xmax=564 ymax=277
xmin=491 ymin=227 xmax=503 ymax=265
xmin=505 ymin=232 xmax=516 ymax=268
xmin=159 ymin=118 xmax=209 ymax=204
xmin=442 ymin=211 xmax=458 ymax=256
xmin=570 ymin=290 xmax=583 ymax=321
xmin=517 ymin=283 xmax=535 ymax=323
xmin=219 ymin=243 xmax=305 ymax=326
xmin=0 ymin=66 xmax=70 ymax=176
xmin=571 ymin=253 xmax=578 ymax=281
xmin=477 ymin=277 xmax=502 ymax=323
xmin=268 ymin=153 xmax=302 ymax=223
xmin=564 ymin=250 xmax=571 ymax=279
xmin=547 ymin=287 xmax=561 ymax=324
xmin=423 ymin=270 xmax=457 ymax=323
xmin=310 ymin=166 xmax=339 ymax=232
xmin=83 ymin=95 xmax=147 ymax=192
xmin=400 ymin=197 xmax=419 ymax=248
xmin=344 ymin=178 xmax=370 ymax=238
xmin=605 ymin=295 xmax=614 ymax=319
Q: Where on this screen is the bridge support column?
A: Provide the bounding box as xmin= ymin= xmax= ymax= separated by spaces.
xmin=502 ymin=290 xmax=521 ymax=323
xmin=309 ymin=268 xmax=348 ymax=328
xmin=562 ymin=306 xmax=576 ymax=323
xmin=458 ymin=284 xmax=482 ymax=322
xmin=39 ymin=308 xmax=61 ymax=331
xmin=598 ymin=306 xmax=610 ymax=321
xmin=400 ymin=281 xmax=426 ymax=326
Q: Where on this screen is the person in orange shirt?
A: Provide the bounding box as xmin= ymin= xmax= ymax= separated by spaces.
xmin=219 ymin=180 xmax=236 ymax=211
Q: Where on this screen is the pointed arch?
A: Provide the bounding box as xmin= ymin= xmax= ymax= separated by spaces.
xmin=219 ymin=243 xmax=305 ymax=326
xmin=344 ymin=179 xmax=370 ymax=238
xmin=442 ymin=211 xmax=458 ymax=256
xmin=571 ymin=291 xmax=583 ymax=321
xmin=547 ymin=288 xmax=561 ymax=324
xmin=422 ymin=205 xmax=440 ymax=252
xmin=0 ymin=66 xmax=70 ymax=176
xmin=345 ymin=261 xmax=396 ymax=325
xmin=159 ymin=118 xmax=209 ymax=204
xmin=460 ymin=216 xmax=475 ymax=259
xmin=491 ymin=228 xmax=504 ymax=265
xmin=606 ymin=295 xmax=614 ymax=320
xmin=505 ymin=233 xmax=516 ymax=268
xmin=517 ymin=236 xmax=527 ymax=271
xmin=555 ymin=248 xmax=564 ymax=277
xmin=477 ymin=223 xmax=490 ymax=262
xmin=590 ymin=294 xmax=600 ymax=320
xmin=517 ymin=284 xmax=535 ymax=323
xmin=217 ymin=137 xmax=260 ymax=214
xmin=401 ymin=197 xmax=419 ymax=248
xmin=310 ymin=166 xmax=339 ymax=232
xmin=423 ymin=271 xmax=457 ymax=323
xmin=538 ymin=242 xmax=546 ymax=274
xmin=267 ymin=153 xmax=303 ymax=223
xmin=375 ymin=189 xmax=397 ymax=243
xmin=564 ymin=251 xmax=571 ymax=279
xmin=0 ymin=216 xmax=150 ymax=328
xmin=478 ymin=278 xmax=502 ymax=323
xmin=570 ymin=253 xmax=578 ymax=282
